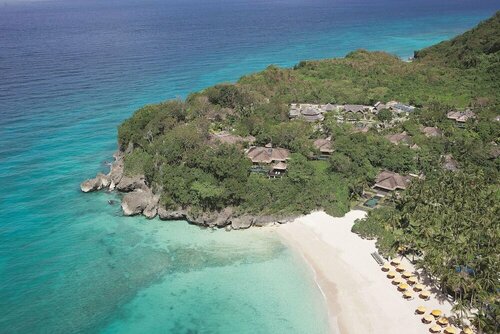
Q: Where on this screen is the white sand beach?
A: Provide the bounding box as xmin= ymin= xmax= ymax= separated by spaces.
xmin=277 ymin=210 xmax=455 ymax=334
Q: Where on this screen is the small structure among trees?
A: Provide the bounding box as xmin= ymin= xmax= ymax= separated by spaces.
xmin=372 ymin=170 xmax=412 ymax=196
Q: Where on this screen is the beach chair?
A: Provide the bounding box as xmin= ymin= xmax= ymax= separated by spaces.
xmin=371 ymin=252 xmax=384 ymax=265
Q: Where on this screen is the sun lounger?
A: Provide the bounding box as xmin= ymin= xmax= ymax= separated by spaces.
xmin=371 ymin=252 xmax=384 ymax=265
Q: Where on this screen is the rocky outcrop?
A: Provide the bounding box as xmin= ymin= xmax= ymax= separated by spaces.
xmin=81 ymin=150 xmax=293 ymax=229
xmin=230 ymin=215 xmax=254 ymax=230
xmin=108 ymin=152 xmax=124 ymax=190
xmin=121 ymin=190 xmax=159 ymax=218
xmin=80 ymin=173 xmax=110 ymax=193
xmin=115 ymin=175 xmax=147 ymax=192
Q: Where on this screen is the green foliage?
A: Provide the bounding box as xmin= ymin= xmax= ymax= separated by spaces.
xmin=376 ymin=109 xmax=393 ymax=122
xmin=353 ymin=171 xmax=500 ymax=330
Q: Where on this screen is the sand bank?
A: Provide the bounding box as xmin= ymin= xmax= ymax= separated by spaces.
xmin=277 ymin=210 xmax=454 ymax=334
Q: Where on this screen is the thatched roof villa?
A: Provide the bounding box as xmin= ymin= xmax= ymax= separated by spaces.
xmin=372 ymin=171 xmax=412 ymax=195
xmin=385 ymin=131 xmax=411 ymax=145
xmin=246 ymin=144 xmax=290 ymax=164
xmin=447 ymin=110 xmax=476 ymax=123
xmin=421 ymin=127 xmax=442 ymax=137
xmin=313 ymin=137 xmax=334 ymax=155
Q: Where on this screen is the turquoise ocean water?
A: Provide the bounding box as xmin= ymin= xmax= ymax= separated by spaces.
xmin=0 ymin=0 xmax=498 ymax=333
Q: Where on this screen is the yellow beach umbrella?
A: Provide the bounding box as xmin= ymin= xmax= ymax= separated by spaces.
xmin=396 ymin=265 xmax=405 ymax=272
xmin=420 ymin=290 xmax=431 ymax=299
xmin=414 ymin=283 xmax=425 ymax=291
xmin=387 ymin=271 xmax=396 ymax=278
xmin=402 ymin=271 xmax=412 ymax=278
xmin=422 ymin=315 xmax=434 ymax=323
xmin=431 ymin=309 xmax=442 ymax=317
xmin=393 ymin=277 xmax=403 ymax=285
xmin=398 ymin=283 xmax=410 ymax=291
xmin=444 ymin=327 xmax=457 ymax=334
xmin=430 ymin=325 xmax=442 ymax=333
xmin=391 ymin=258 xmax=401 ymax=265
xmin=407 ymin=276 xmax=418 ymax=284
xmin=462 ymin=327 xmax=473 ymax=334
xmin=437 ymin=317 xmax=449 ymax=326
xmin=381 ymin=263 xmax=390 ymax=271
xmin=403 ymin=291 xmax=413 ymax=299
xmin=416 ymin=306 xmax=426 ymax=314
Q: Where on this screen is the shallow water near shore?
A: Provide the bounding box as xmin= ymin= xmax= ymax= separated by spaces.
xmin=0 ymin=0 xmax=498 ymax=332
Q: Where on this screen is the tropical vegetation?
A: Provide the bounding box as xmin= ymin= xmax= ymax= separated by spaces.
xmin=119 ymin=12 xmax=499 ymax=330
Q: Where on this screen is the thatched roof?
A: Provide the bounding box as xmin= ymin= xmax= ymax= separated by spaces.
xmin=272 ymin=162 xmax=288 ymax=170
xmin=313 ymin=137 xmax=334 ymax=153
xmin=385 ymin=131 xmax=411 ymax=145
xmin=247 ymin=146 xmax=290 ymax=164
xmin=422 ymin=127 xmax=442 ymax=137
xmin=374 ymin=171 xmax=412 ymax=191
xmin=344 ymin=104 xmax=366 ymax=113
xmin=447 ymin=110 xmax=476 ymax=122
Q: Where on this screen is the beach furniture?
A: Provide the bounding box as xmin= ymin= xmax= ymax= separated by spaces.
xmin=398 ymin=283 xmax=410 ymax=291
xmin=371 ymin=252 xmax=385 ymax=265
xmin=422 ymin=315 xmax=434 ymax=324
xmin=431 ymin=309 xmax=442 ymax=318
xmin=430 ymin=325 xmax=442 ymax=333
xmin=402 ymin=271 xmax=412 ymax=278
xmin=414 ymin=283 xmax=425 ymax=291
xmin=392 ymin=277 xmax=403 ymax=285
xmin=403 ymin=291 xmax=414 ymax=299
xmin=420 ymin=290 xmax=431 ymax=300
xmin=407 ymin=276 xmax=418 ymax=284
xmin=415 ymin=306 xmax=426 ymax=314
xmin=461 ymin=327 xmax=473 ymax=334
xmin=437 ymin=317 xmax=449 ymax=326
xmin=391 ymin=258 xmax=401 ymax=266
xmin=381 ymin=263 xmax=390 ymax=271
xmin=396 ymin=265 xmax=405 ymax=272
xmin=444 ymin=327 xmax=457 ymax=334
xmin=387 ymin=271 xmax=396 ymax=278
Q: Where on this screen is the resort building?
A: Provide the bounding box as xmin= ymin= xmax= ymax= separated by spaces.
xmin=373 ymin=101 xmax=386 ymax=113
xmin=247 ymin=144 xmax=290 ymax=177
xmin=421 ymin=126 xmax=442 ymax=137
xmin=313 ymin=137 xmax=334 ymax=159
xmin=268 ymin=161 xmax=287 ymax=179
xmin=289 ymin=103 xmax=327 ymax=122
xmin=385 ymin=131 xmax=411 ymax=145
xmin=389 ymin=103 xmax=416 ymax=114
xmin=246 ymin=144 xmax=290 ymax=164
xmin=372 ymin=171 xmax=412 ymax=196
xmin=447 ymin=110 xmax=476 ymax=123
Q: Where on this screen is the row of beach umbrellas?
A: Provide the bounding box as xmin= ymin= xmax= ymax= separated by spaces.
xmin=382 ymin=259 xmax=473 ymax=334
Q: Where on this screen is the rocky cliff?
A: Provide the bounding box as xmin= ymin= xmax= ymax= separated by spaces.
xmin=80 ymin=151 xmax=295 ymax=230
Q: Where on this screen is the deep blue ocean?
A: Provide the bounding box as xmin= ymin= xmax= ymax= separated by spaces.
xmin=0 ymin=0 xmax=498 ymax=333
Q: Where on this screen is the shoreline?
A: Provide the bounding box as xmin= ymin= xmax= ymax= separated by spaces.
xmin=277 ymin=210 xmax=454 ymax=334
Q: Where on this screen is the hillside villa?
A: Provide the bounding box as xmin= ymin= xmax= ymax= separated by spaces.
xmin=385 ymin=131 xmax=411 ymax=145
xmin=421 ymin=126 xmax=442 ymax=137
xmin=372 ymin=170 xmax=413 ymax=196
xmin=447 ymin=110 xmax=476 ymax=124
xmin=313 ymin=137 xmax=334 ymax=159
xmin=246 ymin=144 xmax=290 ymax=178
xmin=289 ymin=101 xmax=415 ymax=124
